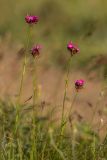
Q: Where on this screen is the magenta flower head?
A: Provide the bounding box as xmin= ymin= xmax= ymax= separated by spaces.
xmin=75 ymin=79 xmax=84 ymax=90
xmin=31 ymin=45 xmax=41 ymax=58
xmin=25 ymin=15 xmax=39 ymax=24
xmin=67 ymin=41 xmax=79 ymax=56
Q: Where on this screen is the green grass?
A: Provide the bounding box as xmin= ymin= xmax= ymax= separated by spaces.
xmin=0 ymin=98 xmax=107 ymax=160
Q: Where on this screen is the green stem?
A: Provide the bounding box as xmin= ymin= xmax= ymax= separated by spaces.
xmin=32 ymin=58 xmax=37 ymax=113
xmin=15 ymin=26 xmax=31 ymax=145
xmin=49 ymin=128 xmax=66 ymax=160
xmin=71 ymin=126 xmax=76 ymax=160
xmin=68 ymin=92 xmax=78 ymax=120
xmin=90 ymin=99 xmax=100 ymax=126
xmin=61 ymin=57 xmax=72 ymax=129
xmin=18 ymin=26 xmax=31 ymax=104
xmin=30 ymin=58 xmax=38 ymax=160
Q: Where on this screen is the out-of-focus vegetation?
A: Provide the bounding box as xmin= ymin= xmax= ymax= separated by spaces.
xmin=1 ymin=0 xmax=107 ymax=75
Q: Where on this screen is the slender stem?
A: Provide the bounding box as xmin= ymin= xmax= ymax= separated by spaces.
xmin=49 ymin=128 xmax=66 ymax=160
xmin=68 ymin=92 xmax=78 ymax=160
xmin=17 ymin=138 xmax=23 ymax=160
xmin=30 ymin=58 xmax=38 ymax=160
xmin=71 ymin=128 xmax=76 ymax=160
xmin=32 ymin=58 xmax=37 ymax=113
xmin=61 ymin=57 xmax=72 ymax=127
xmin=15 ymin=26 xmax=31 ymax=135
xmin=90 ymin=99 xmax=100 ymax=126
xmin=18 ymin=26 xmax=31 ymax=104
xmin=32 ymin=57 xmax=38 ymax=125
xmin=68 ymin=92 xmax=78 ymax=119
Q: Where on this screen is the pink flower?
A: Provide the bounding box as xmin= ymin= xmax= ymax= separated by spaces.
xmin=67 ymin=41 xmax=79 ymax=56
xmin=25 ymin=15 xmax=39 ymax=24
xmin=31 ymin=45 xmax=41 ymax=57
xmin=75 ymin=79 xmax=84 ymax=90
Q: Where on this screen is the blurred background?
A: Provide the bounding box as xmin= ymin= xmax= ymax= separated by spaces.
xmin=0 ymin=0 xmax=107 ymax=110
xmin=1 ymin=0 xmax=107 ymax=72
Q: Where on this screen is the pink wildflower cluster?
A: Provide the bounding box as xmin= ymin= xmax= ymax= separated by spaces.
xmin=25 ymin=15 xmax=39 ymax=24
xmin=25 ymin=14 xmax=41 ymax=58
xmin=75 ymin=79 xmax=85 ymax=90
xmin=67 ymin=41 xmax=79 ymax=56
xmin=31 ymin=45 xmax=41 ymax=57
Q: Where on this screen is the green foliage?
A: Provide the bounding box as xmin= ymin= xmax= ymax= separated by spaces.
xmin=0 ymin=99 xmax=106 ymax=159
